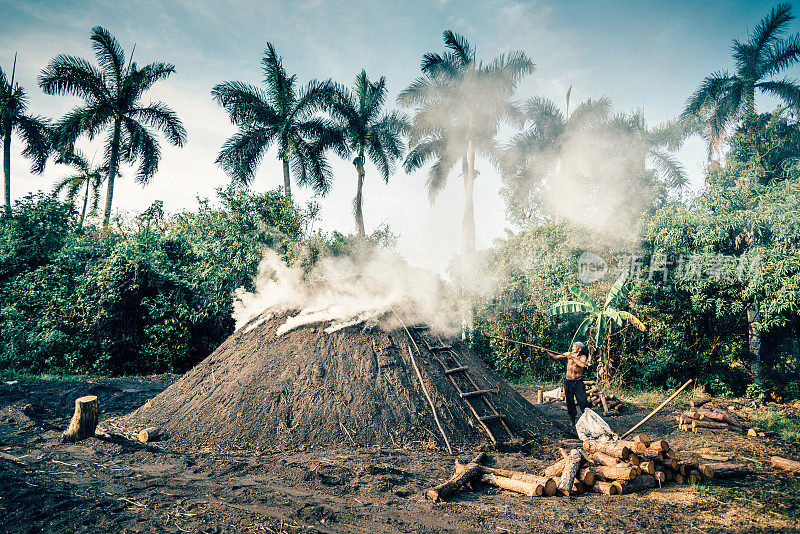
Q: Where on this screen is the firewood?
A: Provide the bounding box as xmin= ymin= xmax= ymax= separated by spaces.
xmin=674 ymin=473 xmax=685 ymax=484
xmin=639 ymin=460 xmax=656 ymax=475
xmin=620 ymin=440 xmax=647 ymax=454
xmin=747 ymin=428 xmax=767 ymax=437
xmin=632 ymin=434 xmax=651 ymax=447
xmin=677 ymin=459 xmax=699 ymax=476
xmin=583 ymin=440 xmax=631 ymax=460
xmin=537 ymin=390 xmax=543 ymax=404
xmin=722 ymin=412 xmax=742 ymax=428
xmin=592 ymin=451 xmax=619 ymax=467
xmin=691 ymin=419 xmax=729 ymax=431
xmin=647 ymin=440 xmax=670 ymax=452
xmin=619 ymin=474 xmax=657 ymax=494
xmin=62 ymin=396 xmax=98 ymax=443
xmin=665 ymin=448 xmax=678 ymax=460
xmin=578 ymin=467 xmax=595 ymax=487
xmin=590 ymin=465 xmax=637 ymax=481
xmin=699 ymin=463 xmax=750 ymax=479
xmin=481 ymin=473 xmax=543 ymax=496
xmin=426 ymin=453 xmax=486 ymax=501
xmin=690 ymin=397 xmax=712 ymax=408
xmin=771 ymin=456 xmax=800 ymax=473
xmin=627 ymin=453 xmax=641 ymax=466
xmin=543 ymin=458 xmax=565 ymax=477
xmin=480 ymin=467 xmax=557 ymax=495
xmin=687 ymin=470 xmax=702 ymax=485
xmin=698 ymin=411 xmax=726 ymax=423
xmin=600 ymin=394 xmax=609 ymax=415
xmin=557 ymin=449 xmax=581 ymax=495
xmin=662 ymin=458 xmax=678 ymax=470
xmin=591 ymin=481 xmax=622 ymax=495
xmin=137 ymin=427 xmax=162 ymax=443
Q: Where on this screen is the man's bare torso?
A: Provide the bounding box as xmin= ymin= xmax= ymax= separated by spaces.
xmin=565 ymin=354 xmax=587 ymax=380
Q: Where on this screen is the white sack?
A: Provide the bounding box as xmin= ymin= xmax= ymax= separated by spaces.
xmin=575 ymin=408 xmax=618 ymax=442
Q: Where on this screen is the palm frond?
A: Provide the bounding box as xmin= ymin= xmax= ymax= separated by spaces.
xmin=648 ymin=147 xmax=688 ymax=189
xmin=90 ymin=26 xmax=125 ymax=84
xmin=130 ymin=101 xmax=187 ymax=146
xmin=751 ymin=3 xmax=793 ymax=54
xmin=38 ymin=54 xmax=109 ymax=102
xmin=216 ymin=125 xmax=275 ymax=186
xmin=211 ymin=81 xmax=280 ymax=125
xmin=122 ymin=118 xmax=161 ymax=183
xmin=442 ymin=30 xmax=474 ymax=66
xmin=763 ymin=34 xmax=800 ymax=77
xmin=14 ymin=114 xmax=51 ymax=173
xmin=756 ymin=78 xmax=800 ymax=110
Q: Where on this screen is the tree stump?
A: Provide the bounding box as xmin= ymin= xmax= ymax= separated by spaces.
xmin=62 ymin=396 xmax=98 ymax=443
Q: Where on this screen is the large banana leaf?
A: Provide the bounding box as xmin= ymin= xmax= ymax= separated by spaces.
xmin=546 ymin=301 xmax=591 ymax=316
xmin=570 ymin=315 xmax=594 ymax=346
xmin=604 ymin=271 xmax=631 ymax=309
xmin=568 ymin=285 xmax=599 ymax=311
xmin=618 ymin=310 xmax=646 ymax=331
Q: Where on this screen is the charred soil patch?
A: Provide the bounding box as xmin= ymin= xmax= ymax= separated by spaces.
xmin=1 ymin=377 xmax=799 ymax=533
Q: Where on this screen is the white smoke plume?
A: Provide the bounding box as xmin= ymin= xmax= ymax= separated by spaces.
xmin=233 ymin=249 xmax=460 ymax=337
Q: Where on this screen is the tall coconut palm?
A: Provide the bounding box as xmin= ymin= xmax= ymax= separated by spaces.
xmin=39 ymin=26 xmax=187 ymax=226
xmin=328 ymin=70 xmax=409 ymax=237
xmin=684 ymin=3 xmax=800 ymax=148
xmin=212 ymin=43 xmax=344 ymax=200
xmin=1 ymin=56 xmax=51 ymax=215
xmin=53 ymin=150 xmax=111 ymax=227
xmin=399 ymin=30 xmax=534 ymax=283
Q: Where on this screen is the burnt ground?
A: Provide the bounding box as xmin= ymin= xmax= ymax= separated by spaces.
xmin=0 ymin=376 xmax=798 ymax=533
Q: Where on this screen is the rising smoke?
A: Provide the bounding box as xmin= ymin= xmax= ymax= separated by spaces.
xmin=233 ymin=248 xmax=461 ymax=336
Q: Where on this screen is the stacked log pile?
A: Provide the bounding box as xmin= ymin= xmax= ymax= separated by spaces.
xmin=676 ymin=397 xmax=746 ymax=434
xmin=543 ymin=381 xmax=625 ymax=415
xmin=425 ymin=434 xmax=753 ymax=502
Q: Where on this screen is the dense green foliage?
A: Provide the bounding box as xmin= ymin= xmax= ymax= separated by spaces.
xmin=0 ymin=188 xmax=300 ymax=375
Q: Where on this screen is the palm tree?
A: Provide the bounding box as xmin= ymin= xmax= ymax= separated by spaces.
xmin=547 ymin=272 xmax=646 ymax=380
xmin=1 ymin=56 xmax=51 ymax=215
xmin=328 ymin=70 xmax=409 ymax=237
xmin=53 ymin=150 xmax=111 ymax=227
xmin=212 ymin=43 xmax=344 ymax=200
xmin=399 ymin=30 xmax=534 ymax=283
xmin=502 ymin=94 xmax=691 ymax=227
xmin=39 ymin=26 xmax=187 ymax=226
xmin=684 ymin=3 xmax=800 ymax=148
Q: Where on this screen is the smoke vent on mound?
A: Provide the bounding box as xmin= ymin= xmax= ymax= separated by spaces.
xmin=123 ymin=309 xmax=562 ymax=452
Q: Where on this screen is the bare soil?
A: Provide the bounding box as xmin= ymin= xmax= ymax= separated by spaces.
xmin=2 ymin=377 xmax=800 ymax=533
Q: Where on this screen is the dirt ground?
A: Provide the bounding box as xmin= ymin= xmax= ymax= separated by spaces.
xmin=1 ymin=377 xmax=799 ymax=533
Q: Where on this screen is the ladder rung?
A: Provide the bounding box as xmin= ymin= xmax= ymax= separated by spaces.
xmin=428 ymin=345 xmax=453 ymax=351
xmin=479 ymin=414 xmax=505 ymax=423
xmin=444 ymin=366 xmax=469 ymax=375
xmin=460 ymin=389 xmax=494 ymax=399
xmin=411 ymin=324 xmax=429 ymax=330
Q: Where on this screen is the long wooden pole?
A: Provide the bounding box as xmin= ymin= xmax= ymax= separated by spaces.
xmin=486 ymin=334 xmax=559 ymax=355
xmin=620 ymin=379 xmax=693 ymax=440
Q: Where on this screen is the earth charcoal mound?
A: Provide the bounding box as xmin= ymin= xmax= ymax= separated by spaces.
xmin=123 ymin=311 xmax=562 ymax=452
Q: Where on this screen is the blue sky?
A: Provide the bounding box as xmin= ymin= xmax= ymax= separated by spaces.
xmin=1 ymin=0 xmax=795 ymax=272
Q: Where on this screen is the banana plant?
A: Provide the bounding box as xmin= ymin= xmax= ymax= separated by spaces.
xmin=546 ymin=272 xmax=645 ymax=358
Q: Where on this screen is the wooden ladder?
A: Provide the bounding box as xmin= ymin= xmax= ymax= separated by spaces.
xmin=408 ymin=323 xmax=514 ymax=444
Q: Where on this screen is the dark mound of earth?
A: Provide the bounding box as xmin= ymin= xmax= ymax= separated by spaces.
xmin=122 ymin=311 xmax=563 ymax=452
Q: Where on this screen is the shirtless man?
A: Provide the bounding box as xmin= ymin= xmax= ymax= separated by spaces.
xmin=548 ymin=341 xmax=589 ymax=428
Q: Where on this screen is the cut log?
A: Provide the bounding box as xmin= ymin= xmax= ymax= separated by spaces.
xmin=583 ymin=440 xmax=631 ymax=460
xmin=620 ymin=440 xmax=647 ymax=454
xmin=543 ymin=458 xmax=565 ymax=477
xmin=690 ymin=397 xmax=712 ymax=408
xmin=591 ymin=481 xmax=622 ymax=495
xmin=590 ymin=465 xmax=637 ymax=481
xmin=137 ymin=427 xmax=162 ymax=443
xmin=619 ymin=474 xmax=657 ymax=494
xmin=627 ymin=453 xmax=641 ymax=466
xmin=691 ymin=419 xmax=729 ymax=430
xmin=747 ymin=428 xmax=766 ymax=437
xmin=662 ymin=458 xmax=678 ymax=470
xmin=592 ymin=451 xmax=620 ymax=467
xmin=632 ymin=434 xmax=651 ymax=447
xmin=722 ymin=412 xmax=742 ymax=428
xmin=62 ymin=396 xmax=98 ymax=443
xmin=639 ymin=460 xmax=656 ymax=475
xmin=699 ymin=463 xmax=751 ymax=479
xmin=557 ymin=449 xmax=581 ymax=495
xmin=677 ymin=459 xmax=699 ymax=476
xmin=481 ymin=473 xmax=543 ymax=496
xmin=674 ymin=473 xmax=685 ymax=484
xmin=537 ymin=390 xmax=543 ymax=405
xmin=426 ymin=453 xmax=486 ymax=501
xmin=771 ymin=456 xmax=800 ymax=473
xmin=687 ymin=470 xmax=702 ymax=485
xmin=698 ymin=411 xmax=726 ymax=423
xmin=578 ymin=467 xmax=595 ymax=487
xmin=647 ymin=440 xmax=670 ymax=452
xmin=480 ymin=467 xmax=557 ymax=495
xmin=600 ymin=394 xmax=609 ymax=415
